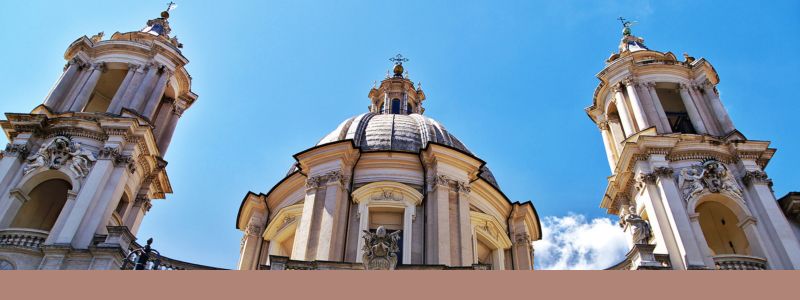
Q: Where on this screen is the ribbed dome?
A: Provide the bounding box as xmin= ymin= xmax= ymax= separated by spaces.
xmin=312 ymin=113 xmax=500 ymax=188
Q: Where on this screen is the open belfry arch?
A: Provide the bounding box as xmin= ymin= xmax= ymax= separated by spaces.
xmin=587 ymin=18 xmax=800 ymax=270
xmin=236 ymin=56 xmax=542 ymax=270
xmin=0 ymin=5 xmax=213 ymax=270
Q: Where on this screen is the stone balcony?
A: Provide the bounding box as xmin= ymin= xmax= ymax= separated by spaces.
xmin=713 ymin=255 xmax=768 ymax=270
xmin=0 ymin=228 xmax=49 ymax=252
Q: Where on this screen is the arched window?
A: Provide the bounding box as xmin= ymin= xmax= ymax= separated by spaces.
xmin=10 ymin=179 xmax=71 ymax=231
xmin=697 ymin=201 xmax=750 ymax=255
xmin=391 ymin=99 xmax=401 ymax=114
xmin=655 ymin=85 xmax=697 ymax=134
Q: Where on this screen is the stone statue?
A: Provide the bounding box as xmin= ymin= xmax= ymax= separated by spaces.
xmin=90 ymin=32 xmax=104 ymax=43
xmin=68 ymin=142 xmax=96 ymax=178
xmin=361 ymin=226 xmax=401 ymax=270
xmin=623 ymin=206 xmax=652 ymax=245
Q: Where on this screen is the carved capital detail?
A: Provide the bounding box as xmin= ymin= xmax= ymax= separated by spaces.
xmin=742 ymin=170 xmax=772 ymax=186
xmin=306 ymin=170 xmax=349 ymax=190
xmin=653 ymin=166 xmax=674 ymax=178
xmin=3 ymin=143 xmax=29 ymax=159
xmin=597 ymin=121 xmax=609 ymax=131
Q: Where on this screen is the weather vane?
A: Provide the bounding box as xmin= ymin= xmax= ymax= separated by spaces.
xmin=389 ymin=54 xmax=409 ymax=65
xmin=167 ymin=1 xmax=178 ymax=12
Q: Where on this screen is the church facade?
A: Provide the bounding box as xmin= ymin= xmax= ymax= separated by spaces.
xmin=235 ymin=57 xmax=541 ymax=270
xmin=0 ymin=7 xmax=798 ymax=270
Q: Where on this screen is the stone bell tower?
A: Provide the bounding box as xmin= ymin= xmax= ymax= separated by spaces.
xmin=585 ymin=19 xmax=800 ymax=270
xmin=0 ymin=5 xmax=197 ymax=270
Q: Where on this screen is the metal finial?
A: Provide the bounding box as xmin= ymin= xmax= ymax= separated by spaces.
xmin=389 ymin=53 xmax=409 ymax=65
xmin=618 ymin=17 xmax=637 ymax=36
xmin=166 ymin=2 xmax=178 ymax=12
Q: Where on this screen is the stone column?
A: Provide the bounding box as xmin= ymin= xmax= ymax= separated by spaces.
xmin=737 ymin=216 xmax=776 ymax=268
xmin=44 ymin=59 xmax=82 ymax=110
xmin=44 ymin=191 xmax=78 ymax=245
xmin=124 ymin=196 xmax=151 ymax=235
xmin=156 ymin=107 xmax=182 ymax=155
xmin=623 ymin=78 xmax=650 ymax=130
xmin=492 ymin=248 xmax=505 ymax=270
xmin=652 ymin=165 xmax=707 ymax=268
xmin=314 ymin=171 xmax=346 ymax=261
xmin=598 ymin=122 xmax=617 ymax=172
xmin=106 ymin=64 xmax=140 ymax=114
xmin=512 ymin=232 xmax=533 ymax=270
xmin=612 ymin=85 xmax=635 ymax=137
xmin=47 ymin=157 xmax=115 ymax=246
xmin=742 ymin=171 xmax=800 ymax=269
xmin=636 ymin=82 xmax=666 ymax=133
xmin=677 ymin=84 xmax=707 ymax=134
xmin=688 ymin=85 xmax=721 ymax=135
xmin=60 ymin=64 xmax=92 ymax=112
xmin=456 ymin=182 xmax=474 ymax=266
xmin=291 ymin=176 xmax=322 ymax=261
xmin=141 ymin=70 xmax=172 ymax=120
xmin=427 ymin=175 xmax=452 ymax=265
xmin=129 ymin=64 xmax=161 ymax=113
xmin=118 ymin=64 xmax=149 ymax=111
xmin=69 ymin=63 xmax=106 ymax=112
xmin=238 ymin=216 xmax=264 ymax=270
xmin=687 ymin=213 xmax=715 ymax=267
xmin=73 ymin=154 xmax=133 ymax=248
xmin=645 ymin=82 xmax=672 ymax=133
xmin=638 ymin=172 xmax=687 ymax=269
xmin=702 ymin=81 xmax=735 ymax=134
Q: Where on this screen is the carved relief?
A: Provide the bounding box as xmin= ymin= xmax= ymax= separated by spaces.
xmin=2 ymin=143 xmax=29 ymax=158
xmin=370 ymin=189 xmax=404 ymax=202
xmin=361 ymin=226 xmax=401 ymax=270
xmin=245 ymin=218 xmax=263 ymax=238
xmin=23 ymin=136 xmax=97 ymax=178
xmin=678 ymin=160 xmax=743 ymax=202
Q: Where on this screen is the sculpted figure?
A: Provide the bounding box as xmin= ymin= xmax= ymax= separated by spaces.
xmin=623 ymin=207 xmax=652 ymax=245
xmin=679 ymin=167 xmax=705 ymax=201
xmin=23 ymin=140 xmax=52 ymax=175
xmin=68 ymin=142 xmax=96 ymax=178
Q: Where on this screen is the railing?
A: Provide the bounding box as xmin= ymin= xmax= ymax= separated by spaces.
xmin=0 ymin=228 xmax=49 ymax=251
xmin=713 ymin=255 xmax=767 ymax=270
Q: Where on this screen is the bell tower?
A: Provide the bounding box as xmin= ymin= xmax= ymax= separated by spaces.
xmin=585 ymin=19 xmax=800 ymax=270
xmin=0 ymin=4 xmax=197 ymax=270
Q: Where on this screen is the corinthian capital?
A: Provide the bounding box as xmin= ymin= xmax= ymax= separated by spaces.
xmin=597 ymin=121 xmax=609 ymax=131
xmin=622 ymin=76 xmax=636 ymax=86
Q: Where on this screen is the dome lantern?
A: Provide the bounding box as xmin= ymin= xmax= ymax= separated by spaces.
xmin=368 ymin=54 xmax=426 ymax=115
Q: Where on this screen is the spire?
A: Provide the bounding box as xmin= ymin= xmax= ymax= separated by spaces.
xmin=617 ymin=17 xmax=648 ymax=53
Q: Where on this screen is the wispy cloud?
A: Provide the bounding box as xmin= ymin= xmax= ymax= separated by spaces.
xmin=534 ymin=214 xmax=628 ymax=270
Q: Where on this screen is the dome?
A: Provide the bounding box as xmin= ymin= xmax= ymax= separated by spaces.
xmin=308 ymin=113 xmax=500 ymax=188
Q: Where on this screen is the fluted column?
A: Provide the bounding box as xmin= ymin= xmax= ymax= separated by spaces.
xmin=44 ymin=58 xmax=82 ymax=110
xmin=68 ymin=62 xmax=106 ymax=112
xmin=645 ymin=82 xmax=672 ymax=133
xmin=612 ymin=85 xmax=635 ymax=137
xmin=141 ymin=70 xmax=172 ymax=120
xmin=702 ymin=81 xmax=735 ymax=134
xmin=456 ymin=182 xmax=474 ymax=266
xmin=106 ymin=64 xmax=140 ymax=114
xmin=314 ymin=171 xmax=347 ymax=261
xmin=688 ymin=85 xmax=721 ymax=135
xmin=623 ymin=78 xmax=650 ymax=130
xmin=678 ymin=83 xmax=707 ymax=134
xmin=129 ymin=64 xmax=161 ymax=113
xmin=118 ymin=64 xmax=149 ymax=111
xmin=238 ymin=216 xmax=264 ymax=270
xmin=598 ymin=122 xmax=617 ymax=171
xmin=292 ymin=177 xmax=323 ymax=261
xmin=157 ymin=106 xmax=182 ymax=154
xmin=636 ymin=82 xmax=666 ymax=133
xmin=426 ymin=175 xmax=452 ymax=265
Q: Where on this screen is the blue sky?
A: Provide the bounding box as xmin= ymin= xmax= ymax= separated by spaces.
xmin=1 ymin=1 xmax=798 ymax=269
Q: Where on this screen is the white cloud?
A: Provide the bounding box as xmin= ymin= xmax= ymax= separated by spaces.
xmin=533 ymin=214 xmax=628 ymax=270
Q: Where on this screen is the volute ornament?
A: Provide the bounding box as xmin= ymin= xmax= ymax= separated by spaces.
xmin=361 ymin=226 xmax=401 ymax=270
